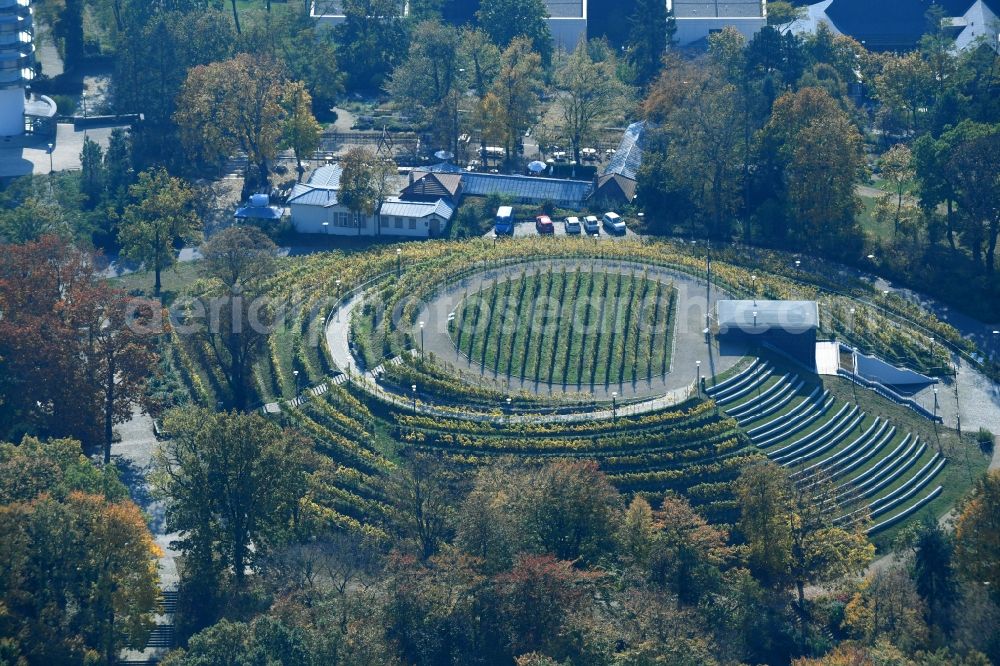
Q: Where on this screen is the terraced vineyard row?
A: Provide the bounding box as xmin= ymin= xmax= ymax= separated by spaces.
xmin=450 ymin=270 xmax=676 ymax=387
xmin=706 ymin=359 xmax=948 ymax=535
xmin=386 ymin=399 xmax=754 ymax=524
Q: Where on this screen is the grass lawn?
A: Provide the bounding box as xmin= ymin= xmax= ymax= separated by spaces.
xmin=109 ymin=261 xmax=204 ymax=305
xmin=858 ymin=195 xmax=894 ymax=243
xmin=450 ymin=269 xmax=675 ymax=387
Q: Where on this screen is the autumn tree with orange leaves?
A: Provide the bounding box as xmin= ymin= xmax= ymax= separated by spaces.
xmin=0 ymin=437 xmax=161 ymax=664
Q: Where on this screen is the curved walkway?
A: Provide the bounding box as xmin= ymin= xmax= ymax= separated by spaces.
xmin=412 ymin=258 xmax=747 ymax=400
xmin=324 ymin=281 xmax=729 ymax=424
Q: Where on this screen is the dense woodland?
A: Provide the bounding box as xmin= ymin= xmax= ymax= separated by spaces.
xmin=1 ymin=0 xmax=1000 ymax=664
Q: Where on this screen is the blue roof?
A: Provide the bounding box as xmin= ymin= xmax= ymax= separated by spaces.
xmin=288 ymin=164 xmax=345 ymax=207
xmin=235 ymin=205 xmax=284 ymax=220
xmin=380 ymin=198 xmax=455 ymax=220
xmin=288 ymin=183 xmax=340 ymax=207
xmin=461 ymin=173 xmax=592 ymax=204
xmin=604 ymin=121 xmax=647 ymax=181
xmin=308 ymin=164 xmax=343 ymax=188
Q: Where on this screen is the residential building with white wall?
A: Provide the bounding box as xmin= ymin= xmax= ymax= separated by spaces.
xmin=668 ymin=0 xmax=767 ymax=46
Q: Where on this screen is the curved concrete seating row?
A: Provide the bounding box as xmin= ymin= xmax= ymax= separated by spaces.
xmin=791 ymin=419 xmax=887 ymax=479
xmin=869 ymin=455 xmax=947 ymax=515
xmin=838 ymin=454 xmax=946 ymax=525
xmin=767 ymin=403 xmax=854 ymax=458
xmin=747 ymin=387 xmax=824 ymax=439
xmin=752 ymin=394 xmax=834 ymax=447
xmin=775 ymin=410 xmax=865 ymax=466
xmin=867 ymin=486 xmax=942 ymax=534
xmin=801 ymin=427 xmax=899 ymax=490
xmin=715 ymin=368 xmax=774 ymax=406
xmin=730 ymin=377 xmax=799 ymax=421
xmin=825 ymin=439 xmax=923 ymax=506
xmin=706 ymin=359 xmax=761 ymax=395
xmin=725 ymin=372 xmax=791 ymax=413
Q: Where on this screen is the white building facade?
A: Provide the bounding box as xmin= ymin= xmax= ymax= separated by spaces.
xmin=0 ymin=0 xmax=34 ymax=136
xmin=288 ymin=164 xmax=454 ymax=238
xmin=668 ymin=0 xmax=767 ymax=46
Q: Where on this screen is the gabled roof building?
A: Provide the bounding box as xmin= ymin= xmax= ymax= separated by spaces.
xmin=289 ymin=164 xmax=455 ymax=237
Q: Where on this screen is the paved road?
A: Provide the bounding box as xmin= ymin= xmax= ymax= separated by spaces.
xmin=0 ymin=123 xmax=124 ymax=178
xmin=111 ymin=408 xmax=180 ymax=587
xmin=325 ymin=283 xmax=737 ymax=422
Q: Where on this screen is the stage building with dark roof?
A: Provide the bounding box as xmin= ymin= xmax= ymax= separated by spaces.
xmin=716 ymin=300 xmax=820 ymax=367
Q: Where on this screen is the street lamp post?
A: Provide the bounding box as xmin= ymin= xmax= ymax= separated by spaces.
xmin=419 ymin=321 xmax=425 ymax=360
xmin=753 ymin=310 xmax=758 ymax=329
xmin=696 ymin=360 xmax=701 ymax=395
xmin=506 ymin=396 xmax=512 ymax=424
xmin=611 ymin=391 xmax=617 ymax=421
xmin=750 ymin=274 xmax=757 ymax=303
xmin=335 ymin=279 xmax=342 ymax=321
xmin=397 ymin=247 xmax=402 ymax=278
xmin=293 ymin=369 xmax=300 ymax=396
xmin=411 ymin=384 xmax=417 ymax=412
xmin=47 ymin=143 xmax=54 ymax=172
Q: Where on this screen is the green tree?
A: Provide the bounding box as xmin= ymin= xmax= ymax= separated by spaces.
xmin=649 ymin=495 xmax=730 ymax=607
xmin=786 ymin=113 xmax=863 ymax=253
xmin=388 ymin=20 xmax=466 ymax=154
xmin=80 ymin=136 xmax=105 ymax=208
xmin=460 ymin=27 xmax=501 ymax=98
xmin=160 ymin=617 xmax=314 ymax=666
xmin=389 ymin=453 xmax=458 ymax=560
xmin=910 ymin=519 xmax=959 ymax=638
xmin=766 ymin=1 xmax=805 ymax=30
xmin=879 ymin=143 xmax=916 ymax=237
xmin=117 ymin=168 xmax=201 ymax=296
xmin=174 ymin=54 xmax=293 ymax=187
xmin=556 ymin=40 xmax=628 ymax=167
xmin=482 ymin=37 xmax=543 ymax=163
xmin=520 ymin=459 xmax=621 ymax=564
xmin=476 ymin=0 xmax=553 ymax=67
xmin=89 ymin=290 xmax=159 ymax=464
xmin=946 ymin=132 xmax=1000 ymax=273
xmin=282 ymin=81 xmax=323 ymax=177
xmin=335 ymin=0 xmax=408 ymax=91
xmin=617 ymin=496 xmax=657 ymax=569
xmin=626 ymin=0 xmax=671 ymax=86
xmin=113 ymin=7 xmax=235 ymax=166
xmin=104 ymin=127 xmax=134 ymax=201
xmin=195 ymin=225 xmax=279 ymax=410
xmin=338 ymin=146 xmax=397 ymax=236
xmin=843 ymin=566 xmax=929 ymax=652
xmin=736 ymin=462 xmax=874 ymax=648
xmin=153 ymin=407 xmax=309 ymax=588
xmin=873 ymin=51 xmax=936 ymax=135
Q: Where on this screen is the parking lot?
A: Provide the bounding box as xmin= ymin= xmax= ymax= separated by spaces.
xmin=488 ymin=217 xmax=640 ymax=241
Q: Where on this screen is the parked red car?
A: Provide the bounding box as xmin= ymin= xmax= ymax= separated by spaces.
xmin=535 ymin=215 xmax=554 ymax=234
